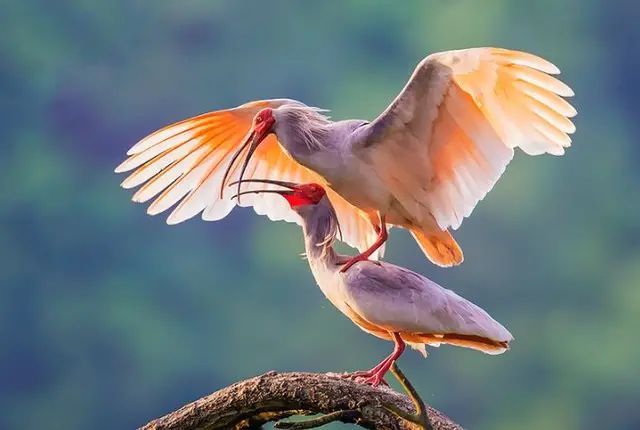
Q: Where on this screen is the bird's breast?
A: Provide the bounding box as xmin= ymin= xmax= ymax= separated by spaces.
xmin=309 ymin=261 xmax=354 ymax=315
xmin=322 ymin=155 xmax=394 ymax=213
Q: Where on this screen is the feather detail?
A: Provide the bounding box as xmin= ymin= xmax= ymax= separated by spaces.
xmin=364 ymin=47 xmax=576 ymax=233
xmin=408 ymin=342 xmax=429 ymax=358
xmin=116 ymin=100 xmax=378 ymax=256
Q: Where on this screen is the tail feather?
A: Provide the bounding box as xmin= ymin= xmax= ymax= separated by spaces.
xmin=410 ymin=227 xmax=463 ymax=267
xmin=406 ymin=333 xmax=510 ymax=356
xmin=436 ymin=333 xmax=510 ymax=355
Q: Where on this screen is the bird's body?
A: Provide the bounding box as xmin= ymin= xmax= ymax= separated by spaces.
xmin=274 ymin=110 xmax=455 ymax=258
xmin=274 ymin=114 xmax=389 ymax=219
xmin=234 ymin=179 xmax=512 ymax=385
xmin=298 ymin=193 xmax=512 ymax=356
xmin=117 ymin=47 xmax=576 ymax=269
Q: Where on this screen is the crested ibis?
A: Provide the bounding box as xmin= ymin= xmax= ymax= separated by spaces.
xmin=116 ymin=47 xmax=576 ymax=271
xmin=232 ymin=179 xmax=513 ymax=386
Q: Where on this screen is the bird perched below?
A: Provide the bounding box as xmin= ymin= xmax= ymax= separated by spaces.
xmin=116 ymin=47 xmax=576 ymax=271
xmin=232 ymin=179 xmax=513 ymax=386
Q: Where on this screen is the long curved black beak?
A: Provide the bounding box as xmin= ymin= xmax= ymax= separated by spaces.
xmin=219 ymin=129 xmax=257 ymax=200
xmin=228 ymin=178 xmax=298 ymax=200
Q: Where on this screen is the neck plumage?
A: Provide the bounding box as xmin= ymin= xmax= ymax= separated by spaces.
xmin=275 ymin=106 xmax=333 ymax=161
xmin=299 ymin=201 xmax=340 ymax=267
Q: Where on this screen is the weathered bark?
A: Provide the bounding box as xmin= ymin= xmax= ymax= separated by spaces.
xmin=139 ymin=370 xmax=462 ymax=430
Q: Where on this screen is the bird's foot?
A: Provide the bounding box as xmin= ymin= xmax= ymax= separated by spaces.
xmin=338 ymin=369 xmax=389 ymax=387
xmin=354 ymin=373 xmax=388 ymax=387
xmin=339 ymin=370 xmax=372 ymax=379
xmin=338 ymin=255 xmax=380 ymax=272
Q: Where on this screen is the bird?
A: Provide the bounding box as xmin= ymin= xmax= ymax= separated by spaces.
xmin=230 ymin=178 xmax=513 ymax=386
xmin=116 ymin=47 xmax=576 ymax=271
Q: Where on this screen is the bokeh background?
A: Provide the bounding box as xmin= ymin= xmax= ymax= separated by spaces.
xmin=2 ymin=1 xmax=639 ymax=429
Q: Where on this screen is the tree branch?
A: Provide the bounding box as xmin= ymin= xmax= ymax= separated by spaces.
xmin=139 ymin=370 xmax=463 ymax=430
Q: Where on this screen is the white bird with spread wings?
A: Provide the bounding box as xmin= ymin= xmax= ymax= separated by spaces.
xmin=116 ymin=47 xmax=576 ymax=271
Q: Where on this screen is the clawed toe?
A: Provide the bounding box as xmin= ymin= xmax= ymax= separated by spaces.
xmin=354 ymin=374 xmax=388 ymax=387
xmin=340 ymin=370 xmax=372 ymax=380
xmin=339 ymin=370 xmax=389 ymax=387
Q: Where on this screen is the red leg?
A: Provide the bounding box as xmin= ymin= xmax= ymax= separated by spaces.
xmin=339 ymin=214 xmax=387 ymax=272
xmin=340 ymin=349 xmax=396 ymax=380
xmin=357 ymin=333 xmax=405 ymax=387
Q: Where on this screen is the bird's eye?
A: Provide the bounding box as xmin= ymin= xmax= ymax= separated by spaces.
xmin=255 ymin=117 xmax=262 ymax=123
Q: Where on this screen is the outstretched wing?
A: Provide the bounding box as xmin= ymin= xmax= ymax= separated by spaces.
xmin=360 ymin=47 xmax=576 ymax=230
xmin=116 ymin=99 xmax=378 ymax=254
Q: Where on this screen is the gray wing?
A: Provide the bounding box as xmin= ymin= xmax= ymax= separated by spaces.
xmin=343 ymin=261 xmax=513 ymax=343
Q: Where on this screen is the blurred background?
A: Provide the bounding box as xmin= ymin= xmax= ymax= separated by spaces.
xmin=2 ymin=1 xmax=639 ymax=429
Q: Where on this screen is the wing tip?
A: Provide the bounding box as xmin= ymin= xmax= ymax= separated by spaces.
xmin=114 ymin=160 xmax=131 ymax=174
xmin=146 ymin=204 xmax=164 ymax=216
xmin=491 ymin=47 xmax=562 ymax=75
xmin=166 ymin=215 xmax=182 ymax=225
xmin=120 ymin=174 xmax=142 ymax=190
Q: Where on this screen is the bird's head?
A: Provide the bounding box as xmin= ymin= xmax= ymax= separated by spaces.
xmin=230 ymin=179 xmax=342 ymax=247
xmin=220 ymin=104 xmax=329 ymax=201
xmin=252 ymin=108 xmax=276 ymax=140
xmin=220 ymin=108 xmax=276 ymax=200
xmin=229 ymin=179 xmax=327 ymax=211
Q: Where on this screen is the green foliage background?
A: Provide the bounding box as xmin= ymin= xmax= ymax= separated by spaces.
xmin=1 ymin=1 xmax=639 ymax=429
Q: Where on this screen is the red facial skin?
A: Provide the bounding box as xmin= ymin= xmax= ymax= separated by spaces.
xmin=253 ymin=108 xmax=275 ymax=138
xmin=282 ymin=183 xmax=326 ymax=207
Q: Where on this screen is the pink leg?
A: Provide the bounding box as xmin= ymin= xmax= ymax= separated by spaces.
xmin=341 ymin=350 xmax=396 ymax=380
xmin=354 ymin=333 xmax=406 ymax=387
xmin=339 ymin=215 xmax=387 ymax=273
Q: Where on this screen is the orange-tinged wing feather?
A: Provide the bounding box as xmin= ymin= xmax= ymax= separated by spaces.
xmin=365 ymin=47 xmax=576 ymax=231
xmin=116 ymin=100 xmax=378 ymax=255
